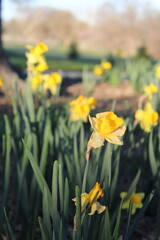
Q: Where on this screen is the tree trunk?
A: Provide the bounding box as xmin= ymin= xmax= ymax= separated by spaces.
xmin=0 ymin=0 xmax=4 ymax=62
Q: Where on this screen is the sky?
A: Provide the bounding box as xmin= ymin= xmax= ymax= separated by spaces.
xmin=2 ymin=0 xmax=160 ymax=21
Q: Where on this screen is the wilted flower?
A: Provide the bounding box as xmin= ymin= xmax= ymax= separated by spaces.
xmin=43 ymin=72 xmax=62 ymax=94
xmin=101 ymin=61 xmax=112 ymax=70
xmin=69 ymin=96 xmax=97 ymax=122
xmin=144 ymin=83 xmax=158 ymax=99
xmin=88 ymin=112 xmax=126 ymax=148
xmin=93 ymin=65 xmax=104 ymax=76
xmin=155 ymin=65 xmax=160 ymax=78
xmin=72 ymin=182 xmax=106 ymax=216
xmin=135 ymin=102 xmax=158 ymax=132
xmin=120 ymin=192 xmax=145 ymax=215
xmin=0 ymin=76 xmax=4 ymax=87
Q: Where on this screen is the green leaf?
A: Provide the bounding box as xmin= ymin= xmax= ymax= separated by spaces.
xmin=22 ymin=139 xmax=53 ymax=216
xmin=38 ymin=217 xmax=50 ymax=240
xmin=102 ymin=208 xmax=111 ymax=240
xmin=113 ymin=200 xmax=123 ymax=240
xmin=124 ymin=169 xmax=141 ymax=200
xmin=149 ymin=131 xmax=158 ymax=176
xmin=4 ymin=208 xmax=16 ymax=240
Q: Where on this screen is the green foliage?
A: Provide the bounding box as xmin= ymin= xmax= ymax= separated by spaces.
xmin=0 ymin=51 xmax=160 ymax=239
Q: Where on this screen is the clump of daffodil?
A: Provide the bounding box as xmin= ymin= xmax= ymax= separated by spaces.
xmin=93 ymin=65 xmax=104 ymax=76
xmin=86 ymin=112 xmax=126 ymax=160
xmin=0 ymin=76 xmax=4 ymax=87
xmin=69 ymin=95 xmax=97 ymax=122
xmin=135 ymin=102 xmax=158 ymax=132
xmin=101 ymin=61 xmax=112 ymax=70
xmin=26 ymin=42 xmax=49 ymax=73
xmin=72 ymin=182 xmax=106 ymax=231
xmin=144 ymin=83 xmax=158 ymax=99
xmin=26 ymin=42 xmax=62 ymax=94
xmin=155 ymin=65 xmax=160 ymax=78
xmin=120 ymin=192 xmax=145 ymax=215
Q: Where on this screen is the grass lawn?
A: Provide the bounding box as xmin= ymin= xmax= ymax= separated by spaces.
xmin=4 ymin=44 xmax=107 ymax=71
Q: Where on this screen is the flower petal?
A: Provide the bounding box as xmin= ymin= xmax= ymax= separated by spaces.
xmin=88 ymin=131 xmax=105 ymax=148
xmin=105 ymin=134 xmax=123 ymax=145
xmin=88 ymin=201 xmax=106 ymax=215
xmin=113 ymin=126 xmax=126 ymax=136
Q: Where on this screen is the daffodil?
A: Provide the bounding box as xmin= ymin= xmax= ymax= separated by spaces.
xmin=144 ymin=83 xmax=158 ymax=99
xmin=0 ymin=76 xmax=4 ymax=87
xmin=88 ymin=112 xmax=126 ymax=148
xmin=120 ymin=192 xmax=145 ymax=215
xmin=72 ymin=182 xmax=106 ymax=215
xmin=135 ymin=102 xmax=158 ymax=132
xmin=101 ymin=61 xmax=112 ymax=70
xmin=30 ymin=74 xmax=43 ymax=90
xmin=43 ymin=72 xmax=62 ymax=94
xmin=155 ymin=65 xmax=160 ymax=78
xmin=69 ymin=96 xmax=97 ymax=122
xmin=26 ymin=42 xmax=48 ymax=55
xmin=93 ymin=65 xmax=104 ymax=76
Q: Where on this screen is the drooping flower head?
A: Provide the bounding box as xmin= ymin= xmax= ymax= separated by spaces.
xmin=72 ymin=182 xmax=106 ymax=215
xmin=88 ymin=112 xmax=126 ymax=149
xmin=69 ymin=96 xmax=97 ymax=122
xmin=135 ymin=102 xmax=158 ymax=132
xmin=120 ymin=192 xmax=145 ymax=215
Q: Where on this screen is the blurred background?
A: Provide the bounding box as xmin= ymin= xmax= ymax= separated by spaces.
xmin=1 ymin=0 xmax=160 ymax=71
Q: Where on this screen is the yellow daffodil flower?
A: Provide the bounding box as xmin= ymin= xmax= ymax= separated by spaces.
xmin=120 ymin=192 xmax=145 ymax=215
xmin=93 ymin=65 xmax=104 ymax=76
xmin=69 ymin=96 xmax=97 ymax=122
xmin=0 ymin=76 xmax=4 ymax=86
xmin=26 ymin=42 xmax=48 ymax=55
xmin=88 ymin=112 xmax=126 ymax=148
xmin=43 ymin=72 xmax=62 ymax=94
xmin=34 ymin=62 xmax=49 ymax=72
xmin=30 ymin=74 xmax=43 ymax=90
xmin=144 ymin=83 xmax=158 ymax=98
xmin=135 ymin=102 xmax=158 ymax=132
xmin=72 ymin=182 xmax=106 ymax=215
xmin=101 ymin=61 xmax=112 ymax=70
xmin=155 ymin=65 xmax=160 ymax=78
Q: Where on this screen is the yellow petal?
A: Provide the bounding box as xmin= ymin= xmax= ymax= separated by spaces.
xmin=135 ymin=109 xmax=144 ymax=121
xmin=131 ymin=206 xmax=137 ymax=215
xmin=89 ymin=116 xmax=99 ymax=131
xmin=88 ymin=131 xmax=105 ymax=148
xmin=88 ymin=201 xmax=106 ymax=215
xmin=113 ymin=125 xmax=126 ymax=136
xmin=105 ymin=134 xmax=123 ymax=145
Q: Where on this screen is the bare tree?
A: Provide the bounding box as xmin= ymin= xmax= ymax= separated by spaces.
xmin=0 ymin=0 xmax=28 ymax=67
